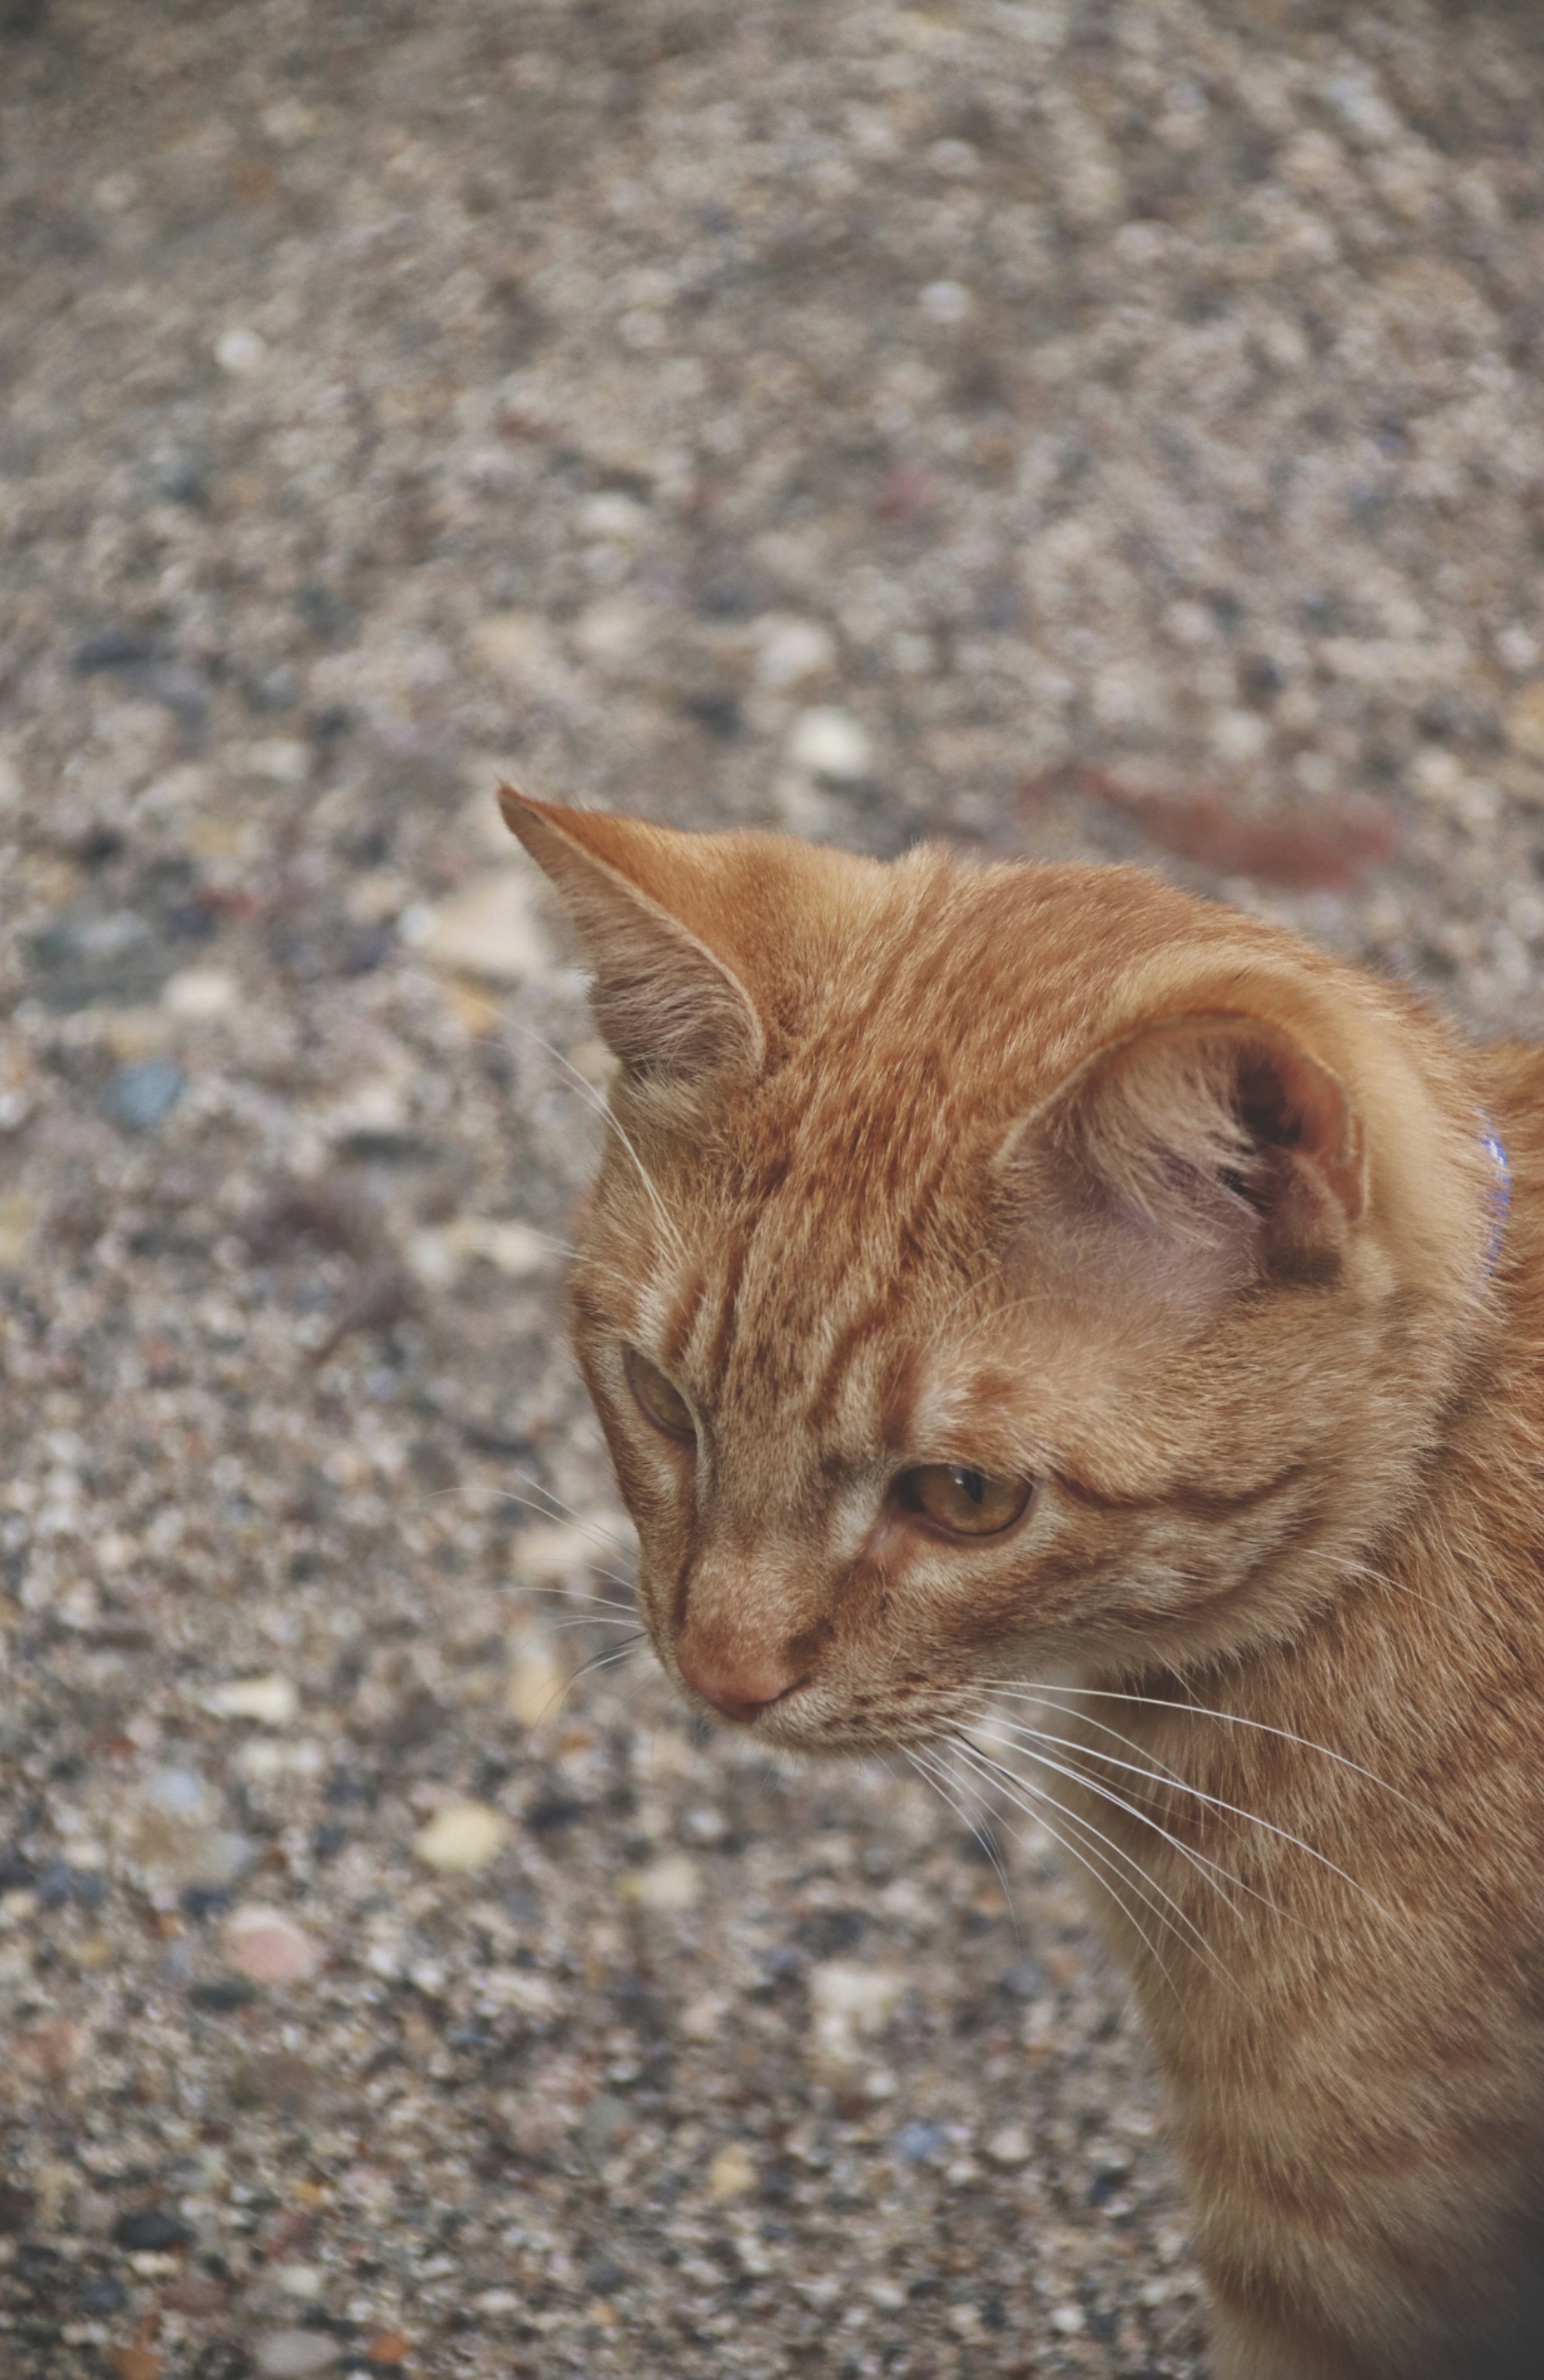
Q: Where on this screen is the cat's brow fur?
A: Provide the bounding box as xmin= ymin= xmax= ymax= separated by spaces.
xmin=504 ymin=787 xmax=1544 ymax=2379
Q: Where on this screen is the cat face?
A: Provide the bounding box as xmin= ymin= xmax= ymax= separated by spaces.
xmin=504 ymin=791 xmax=1496 ymax=1756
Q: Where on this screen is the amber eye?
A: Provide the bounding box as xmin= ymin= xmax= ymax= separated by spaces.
xmin=624 ymin=1347 xmax=696 ymax=1443
xmin=899 ymin=1464 xmax=1032 ymax=1537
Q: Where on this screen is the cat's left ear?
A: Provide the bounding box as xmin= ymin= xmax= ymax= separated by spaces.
xmin=1000 ymin=1008 xmax=1367 ymax=1298
xmin=497 ymin=787 xmax=764 ymax=1097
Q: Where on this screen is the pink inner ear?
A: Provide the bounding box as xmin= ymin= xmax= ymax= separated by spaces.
xmin=1231 ymin=1037 xmax=1365 ymax=1225
xmin=1007 ymin=1012 xmax=1366 ymax=1302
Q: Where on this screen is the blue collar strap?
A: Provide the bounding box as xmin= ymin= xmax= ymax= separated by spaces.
xmin=1479 ymin=1124 xmax=1510 ymax=1278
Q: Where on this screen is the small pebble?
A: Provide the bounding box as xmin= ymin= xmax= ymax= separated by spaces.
xmin=470 ymin=609 xmax=565 ymax=689
xmin=786 ymin=706 xmax=874 ymax=782
xmin=706 ymin=2141 xmax=757 ymax=2200
xmin=621 ymin=1852 xmax=700 ymax=1912
xmin=505 ymin=1638 xmax=565 ymax=1730
xmin=753 ymin=615 xmax=835 ymax=692
xmin=0 ymin=1192 xmax=38 ymax=1268
xmin=252 ymin=2334 xmax=341 ymax=2378
xmin=985 ymin=2122 xmax=1032 ymax=2168
xmin=510 ymin=1520 xmax=605 ymax=1584
xmin=161 ymin=966 xmax=238 ymax=1020
xmin=274 ymin=2262 xmax=323 ymax=2299
xmin=112 ymin=2207 xmax=194 ymax=2253
xmin=215 ymin=325 xmax=267 ymax=374
xmin=111 ymin=2347 xmax=162 ymax=2380
xmin=918 ymin=278 xmax=971 ymax=324
xmin=1506 ymin=682 xmax=1544 ymax=759
xmin=891 ymin=2120 xmax=945 ymax=2164
xmin=808 ymin=1960 xmax=904 ymax=2070
xmin=20 ymin=2017 xmax=87 ymax=2080
xmin=403 ymin=866 xmax=552 ymax=984
xmin=412 ymin=1799 xmax=509 ymax=1872
xmin=101 ymin=1061 xmax=185 ymax=1132
xmin=205 ymin=1673 xmax=299 ymax=1726
xmin=221 ymin=1906 xmax=322 ymax=1984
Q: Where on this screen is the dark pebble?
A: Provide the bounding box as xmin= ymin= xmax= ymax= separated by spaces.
xmin=181 ymin=1884 xmax=234 ymax=1922
xmin=112 ymin=2207 xmax=195 ymax=2253
xmin=0 ymin=2182 xmax=37 ymax=2234
xmin=75 ymin=2273 xmax=128 ymax=2316
xmin=795 ymin=1906 xmax=866 ymax=1956
xmin=680 ymin=688 xmax=742 ymax=739
xmin=339 ymin=924 xmax=394 ymax=976
xmin=73 ymin=628 xmax=156 ymax=673
xmin=35 ymin=1860 xmax=76 ymax=1909
xmin=149 ymin=451 xmax=207 ymax=505
xmin=523 ymin=1791 xmax=587 ymax=1836
xmin=189 ymin=1977 xmax=259 ymax=2011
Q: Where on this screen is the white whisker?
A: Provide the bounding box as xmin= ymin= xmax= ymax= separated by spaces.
xmin=968 ymin=1706 xmax=1389 ymax=1922
xmin=993 ymin=1679 xmax=1421 ymax=1815
xmin=960 ymin=1722 xmax=1270 ymax=1933
xmin=520 ymin=1582 xmax=640 ymax=1619
xmin=897 ymin=1744 xmax=1019 ymax=1941
xmin=525 ymin=1633 xmax=648 ymax=1731
xmin=911 ymin=1744 xmax=1186 ymax=2006
xmin=497 ymin=1470 xmax=637 ymax=1557
xmin=948 ymin=1737 xmax=1240 ymax=1996
xmin=507 ymin=1019 xmax=689 ymax=1264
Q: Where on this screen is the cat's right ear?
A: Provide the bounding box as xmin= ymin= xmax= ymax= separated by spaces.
xmin=497 ymin=787 xmax=764 ymax=1100
xmin=998 ymin=1007 xmax=1366 ymax=1308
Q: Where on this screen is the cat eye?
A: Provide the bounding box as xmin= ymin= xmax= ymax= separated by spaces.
xmin=623 ymin=1346 xmax=697 ymax=1443
xmin=898 ymin=1464 xmax=1032 ymax=1538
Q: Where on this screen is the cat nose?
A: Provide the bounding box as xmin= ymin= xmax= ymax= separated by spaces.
xmin=676 ymin=1644 xmax=804 ymax=1725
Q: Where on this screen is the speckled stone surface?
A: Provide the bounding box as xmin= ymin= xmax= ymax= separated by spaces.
xmin=4 ymin=3 xmax=1544 ymax=2374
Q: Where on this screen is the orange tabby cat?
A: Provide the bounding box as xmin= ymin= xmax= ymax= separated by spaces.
xmin=501 ymin=786 xmax=1544 ymax=2380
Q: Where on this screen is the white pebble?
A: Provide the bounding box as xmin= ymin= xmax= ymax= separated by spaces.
xmin=253 ymin=2335 xmax=341 ymax=2378
xmin=413 ymin=1799 xmax=510 ymax=1873
xmin=406 ymin=866 xmax=553 ymax=985
xmin=162 ymin=967 xmax=240 ymax=1021
xmin=473 ymin=2288 xmax=522 ymax=2315
xmin=577 ymin=492 xmax=648 ymax=542
xmin=504 ymin=1636 xmax=566 ymax=1731
xmin=1210 ymin=708 xmax=1270 ymax=765
xmin=985 ymin=2122 xmax=1031 ymax=2167
xmin=1496 ymin=624 xmax=1540 ymax=676
xmin=215 ymin=326 xmax=267 ymax=375
xmin=623 ymin=1854 xmax=700 ymax=1912
xmin=510 ymin=1520 xmax=614 ymax=1585
xmin=753 ymin=615 xmax=835 ymax=692
xmin=786 ymin=707 xmax=874 ymax=782
xmin=234 ymin=738 xmax=308 ymax=784
xmin=919 ymin=280 xmax=972 ymax=325
xmin=205 ymin=1673 xmax=298 ymax=1727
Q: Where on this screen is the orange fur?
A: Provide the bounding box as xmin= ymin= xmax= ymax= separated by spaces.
xmin=503 ymin=787 xmax=1544 ymax=2378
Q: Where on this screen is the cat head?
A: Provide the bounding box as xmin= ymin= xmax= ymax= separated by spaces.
xmin=503 ymin=790 xmax=1498 ymax=1750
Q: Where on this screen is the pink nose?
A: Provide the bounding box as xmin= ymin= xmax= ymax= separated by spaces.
xmin=676 ymin=1644 xmax=804 ymax=1725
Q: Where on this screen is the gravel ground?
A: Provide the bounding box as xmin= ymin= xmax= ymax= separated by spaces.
xmin=4 ymin=4 xmax=1544 ymax=2375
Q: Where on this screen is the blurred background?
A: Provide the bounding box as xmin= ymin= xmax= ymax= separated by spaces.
xmin=2 ymin=4 xmax=1543 ymax=2377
